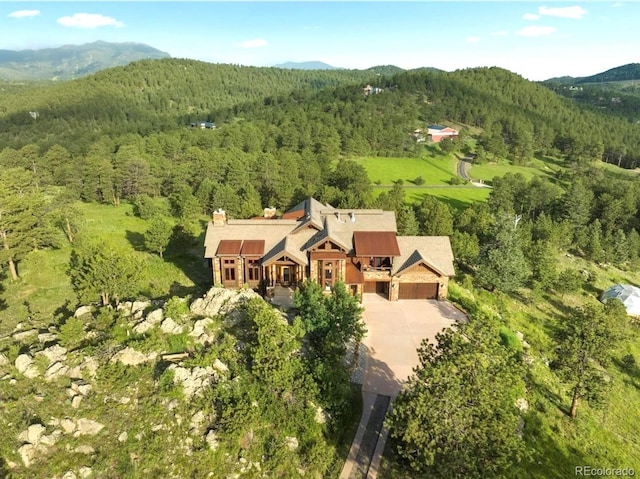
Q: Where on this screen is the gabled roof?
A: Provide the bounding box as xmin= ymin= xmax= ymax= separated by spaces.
xmin=392 ymin=236 xmax=455 ymax=277
xmin=353 ymin=231 xmax=401 ymax=257
xmin=262 ymin=236 xmax=308 ymax=266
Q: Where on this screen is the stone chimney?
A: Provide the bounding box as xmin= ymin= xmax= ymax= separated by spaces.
xmin=264 ymin=207 xmax=277 ymax=219
xmin=213 ymin=209 xmax=226 ymax=226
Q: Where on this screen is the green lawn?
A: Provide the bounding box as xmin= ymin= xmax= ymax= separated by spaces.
xmin=373 ymin=185 xmax=491 ymax=210
xmin=0 ymin=201 xmax=209 ymax=336
xmin=469 ymin=157 xmax=559 ymax=184
xmin=351 ymin=155 xmax=459 ymax=186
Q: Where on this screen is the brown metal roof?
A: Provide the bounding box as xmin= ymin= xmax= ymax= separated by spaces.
xmin=282 ymin=210 xmax=305 ymax=220
xmin=216 ymin=239 xmax=242 ymax=255
xmin=345 ymin=261 xmax=364 ymax=284
xmin=353 ymin=231 xmax=401 ymax=257
xmin=241 ymin=239 xmax=265 ymax=256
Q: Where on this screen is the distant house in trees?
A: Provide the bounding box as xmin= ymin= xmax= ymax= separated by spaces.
xmin=363 ymin=84 xmax=384 ymax=96
xmin=189 ymin=121 xmax=216 ymax=129
xmin=204 ymin=198 xmax=455 ymax=302
xmin=427 ymin=125 xmax=458 ymax=143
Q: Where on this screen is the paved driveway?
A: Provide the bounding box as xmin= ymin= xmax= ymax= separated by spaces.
xmin=361 ymin=293 xmax=467 ymax=397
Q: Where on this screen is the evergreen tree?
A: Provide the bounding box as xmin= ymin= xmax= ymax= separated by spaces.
xmin=387 ymin=312 xmax=526 ymax=478
xmin=554 ymin=302 xmax=622 ymax=418
xmin=476 ymin=215 xmax=530 ymax=293
xmin=69 ymin=240 xmax=142 ymax=306
xmin=145 ymin=217 xmax=173 ymax=258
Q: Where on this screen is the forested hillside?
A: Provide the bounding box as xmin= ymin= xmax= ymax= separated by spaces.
xmin=2 ymin=58 xmax=640 ymax=477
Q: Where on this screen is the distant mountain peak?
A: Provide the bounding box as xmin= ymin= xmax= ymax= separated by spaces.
xmin=0 ymin=41 xmax=170 ymax=81
xmin=273 ymin=61 xmax=341 ymax=70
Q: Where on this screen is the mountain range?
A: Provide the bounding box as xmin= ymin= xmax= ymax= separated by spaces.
xmin=545 ymin=63 xmax=640 ymax=84
xmin=0 ymin=41 xmax=170 ymax=81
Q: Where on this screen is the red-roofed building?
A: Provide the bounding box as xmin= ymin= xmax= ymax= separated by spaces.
xmin=427 ymin=125 xmax=459 ymax=143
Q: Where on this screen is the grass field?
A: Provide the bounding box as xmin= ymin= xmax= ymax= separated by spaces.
xmin=0 ymin=201 xmax=210 ymax=336
xmin=468 ymin=157 xmax=560 ymax=184
xmin=352 ymin=155 xmax=459 ymax=186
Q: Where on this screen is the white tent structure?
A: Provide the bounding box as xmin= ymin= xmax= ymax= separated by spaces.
xmin=600 ymin=284 xmax=640 ymax=316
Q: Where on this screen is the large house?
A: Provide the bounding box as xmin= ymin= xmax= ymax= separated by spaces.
xmin=204 ymin=198 xmax=455 ymax=301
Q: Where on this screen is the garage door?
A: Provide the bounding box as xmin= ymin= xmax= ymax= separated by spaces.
xmin=398 ymin=283 xmax=438 ymax=300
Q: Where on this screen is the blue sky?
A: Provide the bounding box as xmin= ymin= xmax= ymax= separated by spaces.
xmin=1 ymin=2 xmax=637 ymax=81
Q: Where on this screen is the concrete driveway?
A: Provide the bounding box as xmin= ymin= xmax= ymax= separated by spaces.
xmin=361 ymin=293 xmax=467 ymax=397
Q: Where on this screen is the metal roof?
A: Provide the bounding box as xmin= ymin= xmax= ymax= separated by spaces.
xmin=353 ymin=231 xmax=401 ymax=257
xmin=241 ymin=240 xmax=265 ymax=256
xmin=216 ymin=240 xmax=242 ymax=255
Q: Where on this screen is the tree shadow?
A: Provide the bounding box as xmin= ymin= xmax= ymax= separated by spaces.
xmin=0 ymin=268 xmax=7 ymax=312
xmin=163 ymin=225 xmax=210 ymax=297
xmin=125 ymin=230 xmax=146 ymax=252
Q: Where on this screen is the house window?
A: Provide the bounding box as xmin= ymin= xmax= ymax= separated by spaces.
xmin=223 ymin=259 xmax=236 ymax=282
xmin=323 ymin=261 xmax=334 ymax=291
xmin=246 ymin=259 xmax=260 ymax=282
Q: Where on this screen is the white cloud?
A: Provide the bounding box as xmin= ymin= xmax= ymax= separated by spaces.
xmin=57 ymin=13 xmax=124 ymax=29
xmin=516 ymin=25 xmax=556 ymax=37
xmin=611 ymin=2 xmax=624 ymax=7
xmin=466 ymin=36 xmax=481 ymax=44
xmin=9 ymin=10 xmax=40 ymax=18
xmin=238 ymin=38 xmax=268 ymax=48
xmin=539 ymin=6 xmax=587 ymax=19
xmin=523 ymin=13 xmax=541 ymax=20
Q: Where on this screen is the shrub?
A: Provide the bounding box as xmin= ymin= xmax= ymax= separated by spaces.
xmin=164 ymin=297 xmax=190 ymax=322
xmin=58 ymin=316 xmax=85 ymax=349
xmin=414 ymin=175 xmax=425 ymax=186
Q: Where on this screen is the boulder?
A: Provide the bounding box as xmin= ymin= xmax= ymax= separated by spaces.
xmin=12 ymin=329 xmax=38 ymax=341
xmin=62 ymin=471 xmax=78 ymax=479
xmin=45 ymin=361 xmax=69 ymax=382
xmin=189 ymin=288 xmax=260 ymax=318
xmin=516 ymin=397 xmax=529 ymax=413
xmin=79 ymin=466 xmax=93 ymax=478
xmin=37 ymin=332 xmax=57 ymax=344
xmin=71 ymin=395 xmax=83 ymax=409
xmin=23 ymin=364 xmax=41 ymax=379
xmin=74 ymin=419 xmax=104 ymax=436
xmin=116 ymin=301 xmax=133 ymax=316
xmin=60 ymin=418 xmax=76 ymax=434
xmin=131 ymin=301 xmax=150 ymax=320
xmin=15 ymin=354 xmax=34 ymax=374
xmin=212 ymin=359 xmax=229 ymax=374
xmin=284 ymin=436 xmax=299 ymax=451
xmin=111 ymin=347 xmax=157 ymax=366
xmin=189 ymin=411 xmax=205 ymax=434
xmin=74 ymin=444 xmax=95 ymax=455
xmin=18 ymin=444 xmax=36 ymax=467
xmin=0 ymin=352 xmax=8 ymax=367
xmin=40 ymin=344 xmax=68 ymax=363
xmin=205 ymin=430 xmax=219 ymax=451
xmin=146 ymin=308 xmax=164 ymax=325
xmin=133 ymin=320 xmax=153 ymax=334
xmin=74 ymin=305 xmax=94 ymax=318
xmin=39 ymin=430 xmax=61 ymax=446
xmin=160 ymin=317 xmax=183 ymax=335
xmin=169 ymin=365 xmax=217 ymax=399
xmin=118 ymin=431 xmax=128 ymax=442
xmin=26 ymin=423 xmax=46 ymax=445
